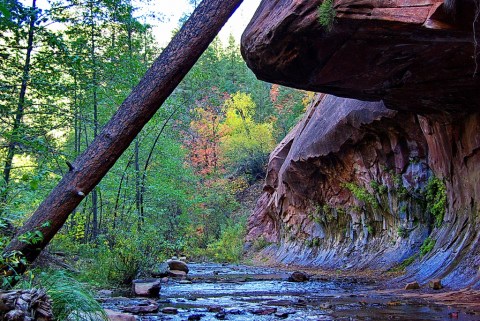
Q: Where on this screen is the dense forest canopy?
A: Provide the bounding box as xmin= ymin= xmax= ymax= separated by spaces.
xmin=0 ymin=0 xmax=309 ymax=287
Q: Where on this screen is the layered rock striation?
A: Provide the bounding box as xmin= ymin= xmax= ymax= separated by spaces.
xmin=242 ymin=0 xmax=480 ymax=288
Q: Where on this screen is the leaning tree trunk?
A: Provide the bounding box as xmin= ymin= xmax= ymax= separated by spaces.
xmin=1 ymin=0 xmax=244 ymax=285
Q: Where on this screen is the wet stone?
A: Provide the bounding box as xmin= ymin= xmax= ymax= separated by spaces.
xmin=97 ymin=290 xmax=113 ymax=298
xmin=208 ymin=305 xmax=223 ymax=313
xmin=121 ymin=301 xmax=159 ymax=314
xmin=132 ymin=279 xmax=161 ymax=298
xmin=274 ymin=311 xmax=290 ymax=319
xmin=214 ymin=312 xmax=226 ymax=319
xmin=188 ymin=313 xmax=205 ymax=320
xmin=288 ymin=271 xmax=309 ymax=282
xmin=162 ymin=307 xmax=178 ymax=314
xmin=168 ymin=270 xmax=187 ymax=278
xmin=179 ymin=280 xmax=193 ymax=284
xmin=225 ymin=308 xmax=245 ymax=315
xmin=167 ymin=259 xmax=189 ymax=273
xmin=251 ymin=307 xmax=277 ymax=315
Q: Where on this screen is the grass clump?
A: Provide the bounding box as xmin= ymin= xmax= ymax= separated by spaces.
xmin=21 ymin=270 xmax=107 ymax=321
xmin=318 ymin=0 xmax=336 ymax=31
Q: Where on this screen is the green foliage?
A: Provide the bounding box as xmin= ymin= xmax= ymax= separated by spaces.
xmin=370 ymin=180 xmax=387 ymax=195
xmin=220 ymin=92 xmax=275 ymax=180
xmin=19 ymin=230 xmax=44 ymax=245
xmin=344 ymin=182 xmax=379 ymax=209
xmin=420 ymin=237 xmax=436 ymax=257
xmin=38 ymin=271 xmax=107 ymax=321
xmin=425 ymin=177 xmax=447 ymax=227
xmin=205 ymin=223 xmax=245 ymax=263
xmin=366 ymin=224 xmax=374 ymax=235
xmin=0 ymin=0 xmax=10 ymax=19
xmin=317 ymin=0 xmax=336 ymax=31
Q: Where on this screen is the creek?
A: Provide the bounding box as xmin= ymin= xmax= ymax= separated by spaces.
xmin=100 ymin=263 xmax=479 ymax=321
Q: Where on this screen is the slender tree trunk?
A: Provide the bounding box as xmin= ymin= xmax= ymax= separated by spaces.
xmin=1 ymin=0 xmax=244 ymax=284
xmin=135 ymin=137 xmax=142 ymax=227
xmin=1 ymin=0 xmax=37 ymax=205
xmin=139 ymin=107 xmax=179 ymax=219
xmin=89 ymin=0 xmax=99 ymax=240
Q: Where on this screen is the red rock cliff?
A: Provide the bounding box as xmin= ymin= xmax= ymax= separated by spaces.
xmin=242 ymin=0 xmax=480 ymax=288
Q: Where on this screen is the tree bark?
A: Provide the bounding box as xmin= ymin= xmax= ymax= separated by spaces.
xmin=1 ymin=0 xmax=244 ymax=284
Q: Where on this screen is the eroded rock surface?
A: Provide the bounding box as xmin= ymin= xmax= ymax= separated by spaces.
xmin=247 ymin=95 xmax=433 ymax=269
xmin=242 ymin=0 xmax=480 ymax=289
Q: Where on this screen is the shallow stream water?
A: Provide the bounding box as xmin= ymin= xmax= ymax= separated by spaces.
xmin=101 ymin=263 xmax=480 ymax=321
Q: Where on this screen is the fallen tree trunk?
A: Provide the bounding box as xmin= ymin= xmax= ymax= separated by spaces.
xmin=0 ymin=289 xmax=53 ymax=321
xmin=1 ymin=0 xmax=244 ymax=286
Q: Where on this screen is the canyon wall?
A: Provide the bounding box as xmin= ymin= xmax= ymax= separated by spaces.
xmin=241 ymin=0 xmax=480 ymax=288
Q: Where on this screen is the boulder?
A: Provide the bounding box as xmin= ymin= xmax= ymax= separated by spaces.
xmin=405 ymin=282 xmax=420 ymax=290
xmin=167 ymin=259 xmax=189 ymax=273
xmin=429 ymin=279 xmax=443 ymax=290
xmin=131 ymin=279 xmax=161 ymax=298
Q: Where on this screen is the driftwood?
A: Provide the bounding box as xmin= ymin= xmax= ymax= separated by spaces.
xmin=0 ymin=289 xmax=52 ymax=321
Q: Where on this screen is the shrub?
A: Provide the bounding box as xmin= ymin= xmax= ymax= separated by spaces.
xmin=426 ymin=177 xmax=447 ymax=227
xmin=420 ymin=237 xmax=436 ymax=257
xmin=206 ymin=223 xmax=245 ymax=263
xmin=344 ymin=182 xmax=379 ymax=209
xmin=318 ymin=0 xmax=336 ymax=31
